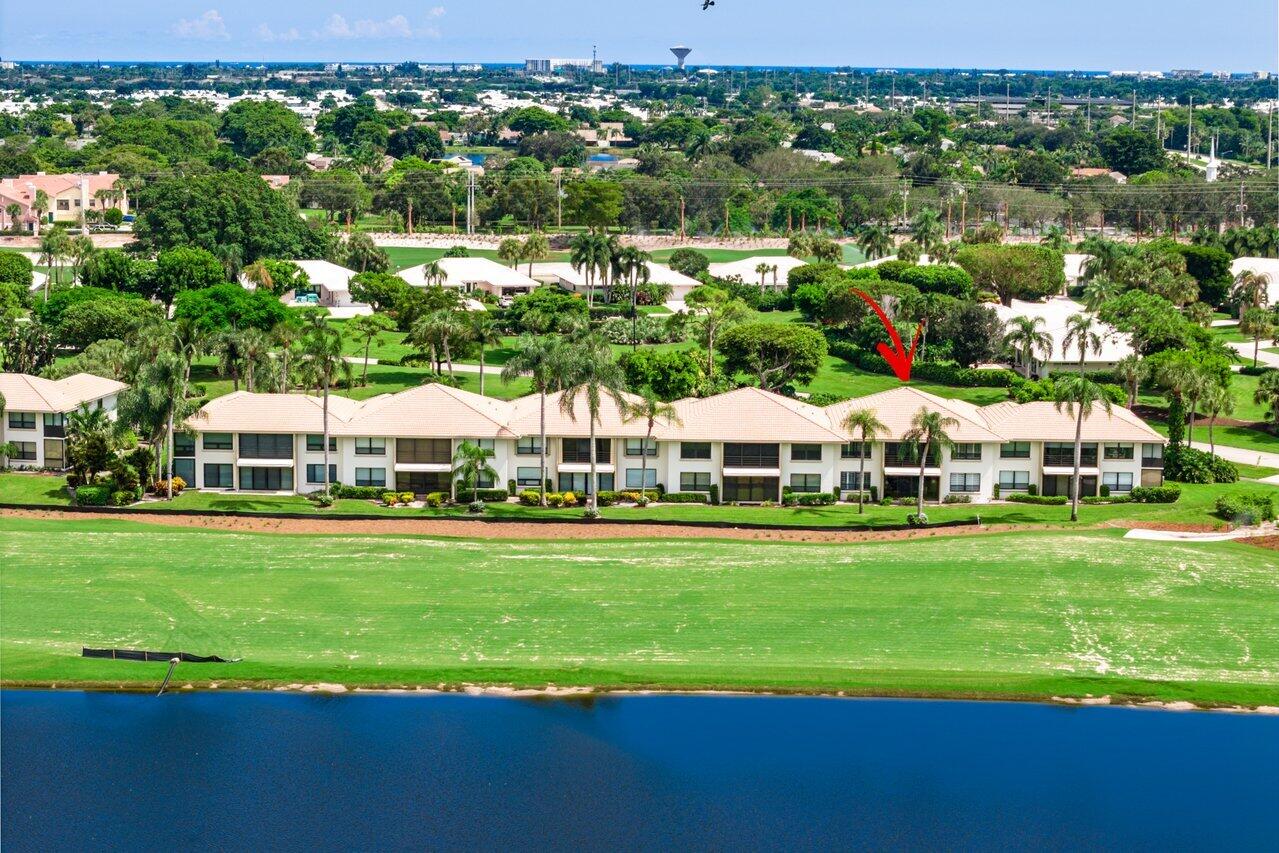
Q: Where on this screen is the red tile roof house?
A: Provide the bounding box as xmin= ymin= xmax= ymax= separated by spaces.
xmin=0 ymin=172 xmax=126 ymax=234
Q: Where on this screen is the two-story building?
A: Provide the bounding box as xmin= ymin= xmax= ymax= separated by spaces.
xmin=0 ymin=373 xmax=128 ymax=469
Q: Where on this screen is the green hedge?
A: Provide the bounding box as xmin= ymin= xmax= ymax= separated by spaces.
xmin=1006 ymin=492 xmax=1068 ymax=505
xmin=1131 ymin=485 xmax=1181 ymax=503
xmin=829 ymin=341 xmax=1022 ymax=388
xmin=1164 ymin=447 xmax=1238 ymax=484
xmin=74 ymin=484 xmax=111 ymax=506
xmin=1214 ymin=493 xmax=1275 ymax=525
xmin=472 ymin=489 xmax=509 ymax=502
xmin=659 ymin=492 xmax=710 ymax=504
xmin=335 ymin=485 xmax=386 ymax=499
xmin=1080 ymin=494 xmax=1133 ymax=504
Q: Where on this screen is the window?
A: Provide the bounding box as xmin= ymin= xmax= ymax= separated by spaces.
xmin=1104 ymin=443 xmax=1134 ymax=460
xmin=789 ymin=473 xmax=822 ymax=493
xmin=357 ymin=437 xmax=388 ymax=456
xmin=558 ymin=472 xmax=613 ymax=494
xmin=396 ymin=471 xmax=450 ymax=494
xmin=306 ymin=434 xmax=337 ymax=452
xmin=1141 ymin=443 xmax=1164 ymax=468
xmin=239 ymin=466 xmax=293 ymax=491
xmin=680 ymin=472 xmax=711 ymax=492
xmin=173 ymin=434 xmax=195 ymax=457
xmin=173 ymin=458 xmax=195 ymax=485
xmin=43 ymin=439 xmax=65 ymax=468
xmin=561 ymin=438 xmax=611 ymax=463
xmin=516 ymin=466 xmax=543 ymax=487
xmin=625 ymin=468 xmax=657 ymax=488
xmin=1000 ymin=442 xmax=1031 ymax=459
xmin=306 ymin=464 xmax=338 ymax=484
xmin=42 ymin=413 xmax=66 ymax=437
xmin=516 ymin=437 xmax=542 ymax=455
xmin=790 ymin=443 xmax=822 ymax=462
xmin=722 ymin=476 xmax=777 ymax=503
xmin=723 ymin=443 xmax=780 ymax=468
xmin=952 ymin=443 xmax=982 ymax=461
xmin=1103 ymin=472 xmax=1134 ymax=493
xmin=680 ymin=442 xmax=711 ymax=460
xmin=883 ymin=442 xmax=938 ymax=467
xmin=949 ymin=473 xmax=981 ymax=493
xmin=998 ymin=470 xmax=1030 ymax=491
xmin=1044 ymin=442 xmax=1097 ymax=466
xmin=203 ymin=432 xmax=232 ymax=451
xmin=10 ymin=441 xmax=36 ymax=461
xmin=355 ymin=467 xmax=386 ymax=488
xmin=395 ymin=438 xmax=447 ymax=463
xmin=203 ymin=463 xmax=233 ymax=488
xmin=239 ymin=433 xmax=294 ymax=460
xmin=7 ymin=412 xmax=35 ymax=430
xmin=472 ymin=439 xmax=495 ymax=452
xmin=57 ymin=199 xmax=70 ymax=211
xmin=474 ymin=471 xmax=496 ymax=489
xmin=840 ymin=471 xmax=871 ymax=491
xmin=624 ymin=438 xmax=657 ymax=457
xmin=840 ymin=441 xmax=869 ymax=459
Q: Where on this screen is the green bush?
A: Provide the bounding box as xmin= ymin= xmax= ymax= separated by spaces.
xmin=74 ymin=484 xmax=111 ymax=506
xmin=335 ymin=485 xmax=387 ymax=500
xmin=381 ymin=492 xmax=399 ymax=506
xmin=1164 ymin=446 xmax=1238 ymax=484
xmin=1099 ymin=484 xmax=1110 ymax=497
xmin=110 ymin=490 xmax=136 ymax=507
xmin=906 ymin=512 xmax=929 ymax=526
xmin=1027 ymin=483 xmax=1039 ymax=496
xmin=1214 ymin=493 xmax=1275 ymax=525
xmin=518 ymin=490 xmax=542 ymax=506
xmin=659 ymin=492 xmax=710 ymax=504
xmin=1130 ymin=485 xmax=1181 ymax=503
xmin=1007 ymin=492 xmax=1068 ymax=505
xmin=1081 ymin=494 xmax=1132 ymax=504
xmin=942 ymin=494 xmax=972 ymax=504
xmin=399 ymin=492 xmax=414 ymax=504
xmin=473 ymin=488 xmax=509 ymax=502
xmin=796 ymin=492 xmax=836 ymax=506
xmin=828 ymin=342 xmax=1022 ymax=389
xmin=424 ymin=492 xmax=446 ymax=508
xmin=708 ymin=483 xmax=720 ymax=506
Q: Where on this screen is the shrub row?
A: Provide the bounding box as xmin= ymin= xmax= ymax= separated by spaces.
xmin=1130 ymin=485 xmax=1181 ymax=503
xmin=1164 ymin=447 xmax=1238 ymax=484
xmin=829 ymin=341 xmax=1023 ymax=388
xmin=782 ymin=492 xmax=837 ymax=506
xmin=1006 ymin=493 xmax=1069 ymax=505
xmin=1214 ymin=493 xmax=1276 ymax=525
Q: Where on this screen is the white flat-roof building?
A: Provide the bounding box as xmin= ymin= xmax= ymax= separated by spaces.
xmin=0 ymin=373 xmax=127 ymax=469
xmin=1230 ymin=257 xmax=1279 ymax=305
xmin=994 ymin=297 xmax=1133 ymax=376
xmin=239 ymin=259 xmax=371 ymax=316
xmin=400 ymin=257 xmax=539 ymax=299
xmin=528 ymin=260 xmax=702 ymax=306
xmin=708 ymin=256 xmax=810 ymax=288
xmin=180 ymin=384 xmax=1165 ymax=503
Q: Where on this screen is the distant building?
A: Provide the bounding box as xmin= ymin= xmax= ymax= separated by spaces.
xmin=0 ymin=172 xmax=125 ymax=233
xmin=524 ymin=58 xmax=604 ymax=74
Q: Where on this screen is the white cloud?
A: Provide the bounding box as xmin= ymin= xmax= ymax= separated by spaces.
xmin=428 ymin=6 xmax=446 ymax=17
xmin=314 ymin=12 xmax=441 ymax=40
xmin=255 ymin=23 xmax=301 ymax=42
xmin=172 ymin=9 xmax=230 ymax=40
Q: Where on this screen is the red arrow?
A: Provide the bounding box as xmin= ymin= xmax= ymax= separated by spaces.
xmin=850 ymin=288 xmax=924 ymax=382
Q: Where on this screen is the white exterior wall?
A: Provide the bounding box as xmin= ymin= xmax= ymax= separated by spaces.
xmin=1 ymin=394 xmax=117 ymax=470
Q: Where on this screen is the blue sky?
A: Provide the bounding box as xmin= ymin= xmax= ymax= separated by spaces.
xmin=1 ymin=1 xmax=1275 ymax=71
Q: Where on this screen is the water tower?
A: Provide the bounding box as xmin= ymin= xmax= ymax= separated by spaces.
xmin=670 ymin=45 xmax=692 ymax=71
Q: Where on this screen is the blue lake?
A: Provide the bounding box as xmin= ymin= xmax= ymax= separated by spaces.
xmin=2 ymin=690 xmax=1276 ymax=850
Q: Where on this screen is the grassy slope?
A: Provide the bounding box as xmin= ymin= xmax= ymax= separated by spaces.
xmin=3 ymin=473 xmax=1275 ymax=529
xmin=1 ymin=517 xmax=1275 ymax=705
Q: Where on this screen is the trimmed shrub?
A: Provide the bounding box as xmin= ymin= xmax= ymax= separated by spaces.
xmin=1099 ymin=484 xmax=1111 ymax=497
xmin=1007 ymin=492 xmax=1068 ymax=505
xmin=424 ymin=492 xmax=446 ymax=508
xmin=382 ymin=492 xmax=400 ymax=506
xmin=659 ymin=492 xmax=710 ymax=504
xmin=74 ymin=484 xmax=111 ymax=506
xmin=942 ymin=494 xmax=972 ymax=504
xmin=796 ymin=492 xmax=836 ymax=506
xmin=1081 ymin=494 xmax=1132 ymax=504
xmin=992 ymin=483 xmax=1001 ymax=499
xmin=518 ymin=490 xmax=542 ymax=506
xmin=1130 ymin=485 xmax=1181 ymax=504
xmin=110 ymin=490 xmax=136 ymax=507
xmin=906 ymin=512 xmax=929 ymax=526
xmin=1164 ymin=446 xmax=1238 ymax=484
xmin=1027 ymin=483 xmax=1039 ymax=496
xmin=335 ymin=485 xmax=387 ymax=500
xmin=467 ymin=500 xmax=486 ymax=514
xmin=473 ymin=488 xmax=509 ymax=502
xmin=708 ymin=483 xmax=720 ymax=506
xmin=1214 ymin=493 xmax=1275 ymax=525
xmin=399 ymin=492 xmax=414 ymax=504
xmin=507 ymin=479 xmax=517 ymax=496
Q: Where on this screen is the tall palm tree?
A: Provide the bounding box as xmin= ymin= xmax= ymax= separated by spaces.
xmin=1240 ymin=307 xmax=1273 ymax=368
xmin=347 ymin=313 xmax=396 ymax=387
xmin=502 ymin=335 xmax=565 ymax=506
xmin=1053 ymin=375 xmax=1112 ymax=522
xmin=69 ymin=235 xmax=95 ymax=283
xmin=452 ymin=440 xmax=499 ymax=504
xmin=1063 ymin=313 xmax=1103 ymax=374
xmin=902 ymin=408 xmax=958 ymax=518
xmin=497 ymin=237 xmax=523 ymax=269
xmin=421 ymin=261 xmax=446 ymax=287
xmin=30 ymin=190 xmax=49 ymax=237
xmin=237 ymin=327 xmax=273 ymax=393
xmin=1114 ymin=354 xmax=1146 ymax=408
xmin=1153 ymin=357 xmax=1196 ymax=447
xmin=842 ymin=408 xmax=887 ymax=514
xmin=1202 ymin=382 xmax=1234 ymax=456
xmin=569 ymin=232 xmax=604 ymax=307
xmin=1080 ymin=276 xmax=1120 ymax=313
xmin=272 ymin=317 xmax=305 ymax=392
xmin=755 ymin=262 xmax=772 ymax=288
xmin=855 ymin=224 xmax=892 ymax=261
xmin=1040 ymin=225 xmax=1069 ymax=252
xmin=1183 ymin=367 xmax=1214 ymax=445
xmin=616 ymin=245 xmax=652 ymax=349
xmin=213 ymin=329 xmax=248 ymax=392
xmin=241 ymin=260 xmax=275 ymax=294
xmin=299 ymin=318 xmax=353 ymax=497
xmin=910 ymin=208 xmax=944 ymax=257
xmin=557 ymin=336 xmax=629 ymax=515
xmin=467 ymin=312 xmax=504 ymax=396
xmin=1003 ymin=316 xmax=1053 ymax=379
xmin=130 ymin=350 xmax=197 ymax=499
xmin=412 ymin=309 xmax=465 ymax=378
xmin=625 ymin=391 xmax=682 ymax=501
xmin=522 ymin=231 xmax=550 ymax=277
xmin=1231 ymin=270 xmax=1270 ymax=314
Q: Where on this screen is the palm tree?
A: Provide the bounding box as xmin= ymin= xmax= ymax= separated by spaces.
xmin=467 ymin=313 xmax=504 ymax=396
xmin=557 ymin=337 xmax=629 ymax=515
xmin=130 ymin=350 xmax=197 ymax=499
xmin=569 ymin=232 xmax=605 ymax=307
xmin=1080 ymin=276 xmax=1120 ymax=313
xmin=421 ymin=261 xmax=446 ymax=287
xmin=1231 ymin=270 xmax=1271 ymax=314
xmin=1153 ymin=357 xmax=1196 ymax=447
xmin=38 ymin=226 xmax=69 ymax=295
xmin=615 ymin=245 xmax=652 ymax=349
xmin=69 ymin=235 xmax=95 ymax=283
xmin=787 ymin=233 xmax=813 ymax=259
xmin=241 ymin=260 xmax=275 ymax=294
xmin=452 ymin=440 xmax=500 ymax=504
xmin=1240 ymin=307 xmax=1273 ymax=368
xmin=213 ymin=329 xmax=248 ymax=392
xmin=685 ymin=286 xmax=747 ymax=384
xmin=412 ymin=309 xmax=465 ymax=378
xmin=4 ymin=203 xmax=20 ymax=231
xmin=522 ymin=232 xmax=550 ymax=277
xmin=931 ymin=241 xmax=959 ymax=265
xmin=1202 ymin=382 xmax=1234 ymax=456
xmin=497 ymin=237 xmax=523 ymax=269
xmin=855 ymin=225 xmax=892 ymax=261
xmin=502 ymin=336 xmax=565 ymax=506
xmin=1040 ymin=225 xmax=1069 ymax=252
xmin=910 ymin=208 xmax=944 ymax=257
xmin=1254 ymin=370 xmax=1279 ymax=428
xmin=1003 ymin=316 xmax=1053 ymax=379
xmin=30 ymin=190 xmax=49 ymax=237
xmin=272 ymin=317 xmax=304 ymax=392
xmin=902 ymin=408 xmax=958 ymax=518
xmin=842 ymin=408 xmax=887 ymax=513
xmin=625 ymin=391 xmax=682 ymax=501
xmin=347 ymin=313 xmax=395 ymax=387
xmin=1183 ymin=368 xmax=1214 ymax=445
xmin=1063 ymin=313 xmax=1103 ymax=374
xmin=1053 ymin=375 xmax=1112 ymax=522
xmin=299 ymin=318 xmax=353 ymax=497
xmin=1114 ymin=354 xmax=1146 ymax=408
xmin=755 ymin=262 xmax=772 ymax=288
xmin=237 ymin=327 xmax=273 ymax=393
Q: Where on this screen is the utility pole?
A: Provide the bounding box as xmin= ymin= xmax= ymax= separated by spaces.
xmin=679 ymin=197 xmax=686 ymax=239
xmin=1186 ymin=95 xmax=1194 ymax=162
xmin=1236 ymin=182 xmax=1248 ymax=228
xmin=555 ymin=173 xmax=563 ymax=229
xmin=1005 ymin=82 xmax=1011 ymax=123
xmin=1086 ymin=89 xmax=1091 ymax=133
xmin=900 ymin=179 xmax=909 ymax=226
xmin=466 ymin=171 xmax=475 ymax=235
xmin=1131 ymin=89 xmax=1136 ymax=126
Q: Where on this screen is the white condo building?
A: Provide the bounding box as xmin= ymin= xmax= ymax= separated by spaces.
xmin=0 ymin=373 xmax=127 ymax=469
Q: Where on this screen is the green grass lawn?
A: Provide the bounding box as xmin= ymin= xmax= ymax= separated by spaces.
xmin=799 ymin=356 xmax=1012 ymax=406
xmin=3 ymin=473 xmax=1274 ymax=530
xmin=1 ymin=516 xmax=1275 ymax=706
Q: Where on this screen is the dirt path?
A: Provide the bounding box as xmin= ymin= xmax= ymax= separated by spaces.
xmin=0 ymin=508 xmax=1223 ymax=543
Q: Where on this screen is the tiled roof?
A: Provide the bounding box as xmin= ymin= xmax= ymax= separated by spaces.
xmin=344 ymin=383 xmax=515 ymax=438
xmin=507 ymin=388 xmax=651 ymax=438
xmin=980 ymin=401 xmax=1164 ymax=442
xmin=824 ymin=386 xmax=1006 ymax=442
xmin=670 ymin=387 xmax=847 ymax=442
xmin=191 ymin=391 xmax=362 ymax=434
xmin=0 ymin=373 xmax=126 ymax=413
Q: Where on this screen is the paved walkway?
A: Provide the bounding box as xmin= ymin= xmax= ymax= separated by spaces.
xmin=1189 ymin=441 xmax=1279 ymax=469
xmin=1227 ymin=340 xmax=1279 ymax=368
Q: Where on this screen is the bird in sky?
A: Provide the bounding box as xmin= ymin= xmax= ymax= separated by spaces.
xmin=701 ymin=0 xmax=715 ymax=9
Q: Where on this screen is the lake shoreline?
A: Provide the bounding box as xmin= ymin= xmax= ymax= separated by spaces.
xmin=5 ymin=679 xmax=1277 ymax=714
